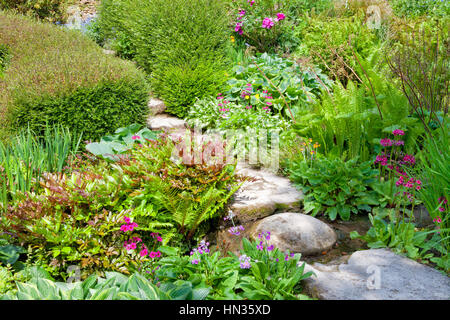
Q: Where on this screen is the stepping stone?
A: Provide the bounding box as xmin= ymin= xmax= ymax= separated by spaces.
xmin=303 ymin=249 xmax=450 ymax=300
xmin=102 ymin=49 xmax=116 ymax=55
xmin=231 ymin=163 xmax=303 ymax=223
xmin=249 ymin=212 xmax=337 ymax=256
xmin=147 ymin=113 xmax=187 ymax=131
xmin=148 ymin=98 xmax=166 ymax=116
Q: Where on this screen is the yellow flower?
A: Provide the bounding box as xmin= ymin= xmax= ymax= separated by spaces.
xmin=255 ymin=94 xmax=260 ymax=99
xmin=230 ymin=36 xmax=235 ymax=43
xmin=245 ymin=95 xmax=250 ymax=99
xmin=310 ymin=150 xmax=315 ymax=155
xmin=309 ymin=138 xmax=313 ymax=142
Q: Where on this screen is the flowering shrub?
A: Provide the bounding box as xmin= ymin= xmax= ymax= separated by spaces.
xmin=229 ymin=0 xmax=298 ymax=52
xmin=373 ymin=129 xmax=423 ymax=214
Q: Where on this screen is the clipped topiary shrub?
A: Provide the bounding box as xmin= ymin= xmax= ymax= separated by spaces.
xmin=0 ymin=12 xmax=149 ymax=142
xmin=97 ymin=0 xmax=230 ymax=118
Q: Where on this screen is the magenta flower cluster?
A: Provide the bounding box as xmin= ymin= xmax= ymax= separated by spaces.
xmin=233 ymin=1 xmax=286 ymax=34
xmin=123 ymin=236 xmax=161 ymax=258
xmin=120 ymin=216 xmax=138 ymax=232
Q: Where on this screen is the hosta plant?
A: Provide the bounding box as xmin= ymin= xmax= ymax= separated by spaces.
xmin=1 ymin=270 xmax=209 ymax=300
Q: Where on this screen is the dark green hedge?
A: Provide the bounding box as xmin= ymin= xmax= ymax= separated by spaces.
xmin=11 ymin=80 xmax=149 ymax=142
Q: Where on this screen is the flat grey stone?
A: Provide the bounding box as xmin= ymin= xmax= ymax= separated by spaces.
xmin=250 ymin=212 xmax=337 ymax=255
xmin=102 ymin=49 xmax=116 ymax=55
xmin=231 ymin=163 xmax=303 ymax=223
xmin=303 ymin=249 xmax=450 ymax=300
xmin=147 ymin=113 xmax=187 ymax=131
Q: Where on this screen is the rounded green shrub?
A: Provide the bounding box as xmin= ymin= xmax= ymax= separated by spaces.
xmin=97 ymin=0 xmax=230 ymax=118
xmin=0 ymin=12 xmax=149 ymax=142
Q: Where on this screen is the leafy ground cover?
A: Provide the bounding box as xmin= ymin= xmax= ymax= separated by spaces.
xmin=0 ymin=0 xmax=448 ymax=300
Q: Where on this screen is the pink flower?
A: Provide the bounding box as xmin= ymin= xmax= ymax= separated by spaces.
xmin=191 ymin=259 xmax=199 ymax=265
xmin=392 ymin=129 xmax=405 ymax=136
xmin=375 ymin=155 xmax=388 ymax=166
xmin=248 ymin=0 xmax=255 ymax=6
xmin=149 ymin=251 xmax=157 ymax=258
xmin=438 ymin=207 xmax=445 ymax=213
xmin=157 ymin=236 xmax=163 ymax=242
xmin=403 ymin=154 xmax=415 ymax=165
xmin=155 ymin=251 xmax=161 ymax=258
xmin=124 ymin=216 xmax=131 ymax=224
xmin=235 ymin=22 xmax=243 ymax=35
xmin=256 ymin=241 xmax=264 ymax=250
xmin=380 ymin=138 xmax=393 ymax=147
xmin=262 ymin=17 xmax=274 ymax=29
xmin=132 ymin=135 xmax=141 ymax=140
xmin=394 ymin=140 xmax=404 ymax=146
xmin=140 ymin=248 xmax=148 ymax=257
xmin=239 ymin=10 xmax=246 ymax=16
xmin=276 ymin=13 xmax=286 ymax=21
xmin=438 ymin=197 xmax=448 ymax=204
xmin=434 ymin=216 xmax=442 ymax=223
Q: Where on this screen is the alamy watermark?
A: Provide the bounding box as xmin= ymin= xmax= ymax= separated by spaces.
xmin=168 ymin=127 xmax=281 ymax=172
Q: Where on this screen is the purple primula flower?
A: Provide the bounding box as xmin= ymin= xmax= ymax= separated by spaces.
xmin=256 ymin=241 xmax=264 ymax=250
xmin=239 ymin=255 xmax=252 ymax=269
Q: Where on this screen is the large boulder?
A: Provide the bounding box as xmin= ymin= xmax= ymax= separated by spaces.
xmin=249 ymin=212 xmax=337 ymax=256
xmin=303 ymin=249 xmax=450 ymax=300
xmin=231 ymin=164 xmax=303 ymax=223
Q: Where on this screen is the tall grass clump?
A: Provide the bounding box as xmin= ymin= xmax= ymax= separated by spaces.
xmin=0 ymin=11 xmax=149 ymax=142
xmin=0 ymin=126 xmax=82 ymax=212
xmin=416 ymin=125 xmax=450 ymax=269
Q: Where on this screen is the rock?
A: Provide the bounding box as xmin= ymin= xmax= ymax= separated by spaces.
xmin=303 ymin=249 xmax=450 ymax=300
xmin=230 ymin=163 xmax=303 ymax=223
xmin=147 ymin=113 xmax=187 ymax=131
xmin=65 ymin=6 xmax=83 ymax=29
xmin=249 ymin=212 xmax=337 ymax=256
xmin=102 ymin=49 xmax=116 ymax=56
xmin=148 ymin=98 xmax=166 ymax=116
xmin=412 ymin=205 xmax=433 ymax=228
